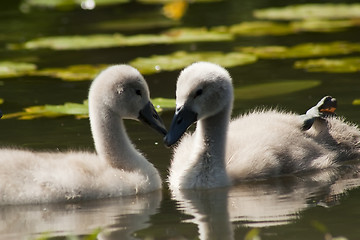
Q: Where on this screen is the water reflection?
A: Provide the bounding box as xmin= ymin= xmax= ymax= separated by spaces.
xmin=0 ymin=190 xmax=161 ymax=240
xmin=171 ymin=162 xmax=360 ymax=240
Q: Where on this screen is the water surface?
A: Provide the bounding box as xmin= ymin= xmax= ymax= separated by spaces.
xmin=1 ymin=0 xmax=360 ymax=239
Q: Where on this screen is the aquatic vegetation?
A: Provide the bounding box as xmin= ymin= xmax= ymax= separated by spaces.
xmin=32 ymin=64 xmax=109 ymax=81
xmin=4 ymin=98 xmax=175 ymax=120
xmin=0 ymin=61 xmax=37 ymax=78
xmin=94 ymin=17 xmax=178 ymax=31
xmin=254 ymin=3 xmax=360 ymax=20
xmin=239 ymin=42 xmax=360 ymax=59
xmin=244 ymin=228 xmax=261 ymax=240
xmin=353 ymin=99 xmax=360 ymax=105
xmin=10 ymin=28 xmax=233 ymax=50
xmin=234 ymin=80 xmax=321 ymax=100
xmin=294 ymin=57 xmax=360 ymax=73
xmin=130 ymin=51 xmax=257 ymax=74
xmin=224 ymin=21 xmax=293 ymax=36
xmin=0 ymin=98 xmax=3 ymax=104
xmin=216 ymin=20 xmax=360 ymax=36
xmin=290 ymin=19 xmax=360 ymax=33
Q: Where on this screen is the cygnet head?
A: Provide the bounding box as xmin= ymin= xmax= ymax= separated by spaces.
xmin=89 ymin=64 xmax=167 ymax=135
xmin=164 ymin=62 xmax=233 ymax=146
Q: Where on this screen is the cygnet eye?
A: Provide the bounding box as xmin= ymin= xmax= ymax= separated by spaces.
xmin=135 ymin=89 xmax=142 ymax=96
xmin=194 ymin=89 xmax=203 ymax=99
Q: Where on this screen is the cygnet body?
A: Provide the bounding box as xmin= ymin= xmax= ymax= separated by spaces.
xmin=164 ymin=62 xmax=360 ymax=190
xmin=0 ymin=65 xmax=167 ymax=205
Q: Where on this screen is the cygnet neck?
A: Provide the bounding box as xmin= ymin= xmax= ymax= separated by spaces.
xmin=189 ymin=102 xmax=233 ymax=187
xmin=89 ymin=104 xmax=147 ymax=172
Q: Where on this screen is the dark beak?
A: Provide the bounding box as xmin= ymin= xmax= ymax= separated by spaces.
xmin=138 ymin=101 xmax=167 ymax=136
xmin=164 ymin=106 xmax=197 ymax=147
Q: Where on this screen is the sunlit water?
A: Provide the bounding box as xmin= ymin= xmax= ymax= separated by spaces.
xmin=1 ymin=0 xmax=360 ymax=239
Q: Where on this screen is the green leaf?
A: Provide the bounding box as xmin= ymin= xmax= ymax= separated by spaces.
xmin=130 ymin=51 xmax=257 ymax=74
xmin=10 ymin=28 xmax=233 ymax=50
xmin=225 ymin=21 xmax=294 ymax=36
xmin=244 ymin=228 xmax=261 ymax=240
xmin=238 ymin=42 xmax=360 ymax=59
xmin=234 ymin=80 xmax=321 ymax=100
xmin=32 ymin=64 xmax=109 ymax=81
xmin=254 ymin=3 xmax=360 ymax=20
xmin=290 ymin=19 xmax=359 ymax=33
xmin=0 ymin=61 xmax=37 ymax=78
xmin=3 ymin=98 xmax=175 ymax=120
xmin=94 ymin=17 xmax=178 ymax=31
xmin=353 ymin=99 xmax=360 ymax=105
xmin=294 ymin=57 xmax=360 ymax=73
xmin=214 ymin=19 xmax=360 ymax=37
xmin=152 ymin=98 xmax=176 ymax=111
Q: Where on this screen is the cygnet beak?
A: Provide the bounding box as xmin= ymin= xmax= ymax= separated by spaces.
xmin=164 ymin=106 xmax=197 ymax=147
xmin=138 ymin=101 xmax=167 ymax=136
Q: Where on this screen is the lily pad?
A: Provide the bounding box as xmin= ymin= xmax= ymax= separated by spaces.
xmin=214 ymin=19 xmax=360 ymax=36
xmin=294 ymin=57 xmax=360 ymax=73
xmin=32 ymin=64 xmax=109 ymax=81
xmin=353 ymin=99 xmax=360 ymax=105
xmin=234 ymin=80 xmax=321 ymax=100
xmin=225 ymin=21 xmax=294 ymax=36
xmin=130 ymin=51 xmax=257 ymax=74
xmin=3 ymin=98 xmax=175 ymax=120
xmin=254 ymin=4 xmax=360 ymax=20
xmin=238 ymin=42 xmax=360 ymax=59
xmin=10 ymin=28 xmax=233 ymax=50
xmin=94 ymin=17 xmax=178 ymax=31
xmin=290 ymin=19 xmax=360 ymax=33
xmin=0 ymin=61 xmax=37 ymax=78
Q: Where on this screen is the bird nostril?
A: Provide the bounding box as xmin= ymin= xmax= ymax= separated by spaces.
xmin=153 ymin=113 xmax=159 ymax=119
xmin=177 ymin=118 xmax=183 ymax=125
xmin=176 ymin=106 xmax=182 ymax=112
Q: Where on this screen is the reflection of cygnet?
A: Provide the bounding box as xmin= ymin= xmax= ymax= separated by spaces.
xmin=165 ymin=62 xmax=360 ymax=190
xmin=0 ymin=65 xmax=166 ymax=205
xmin=171 ymin=165 xmax=360 ymax=240
xmin=0 ymin=190 xmax=162 ymax=240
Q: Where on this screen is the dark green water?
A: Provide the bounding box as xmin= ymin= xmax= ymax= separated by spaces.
xmin=1 ymin=0 xmax=360 ymax=239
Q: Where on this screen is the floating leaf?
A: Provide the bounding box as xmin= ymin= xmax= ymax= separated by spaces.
xmin=239 ymin=42 xmax=360 ymax=59
xmin=32 ymin=64 xmax=109 ymax=81
xmin=353 ymin=99 xmax=360 ymax=105
xmin=254 ymin=4 xmax=360 ymax=20
xmin=234 ymin=80 xmax=321 ymax=100
xmin=10 ymin=28 xmax=233 ymax=50
xmin=94 ymin=17 xmax=178 ymax=31
xmin=3 ymin=98 xmax=175 ymax=120
xmin=225 ymin=21 xmax=294 ymax=36
xmin=130 ymin=51 xmax=257 ymax=74
xmin=0 ymin=61 xmax=37 ymax=78
xmin=294 ymin=57 xmax=360 ymax=73
xmin=214 ymin=19 xmax=360 ymax=36
xmin=153 ymin=98 xmax=176 ymax=111
xmin=290 ymin=19 xmax=360 ymax=33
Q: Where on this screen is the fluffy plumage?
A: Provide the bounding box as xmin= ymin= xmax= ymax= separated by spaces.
xmin=0 ymin=65 xmax=166 ymax=205
xmin=165 ymin=62 xmax=360 ymax=190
